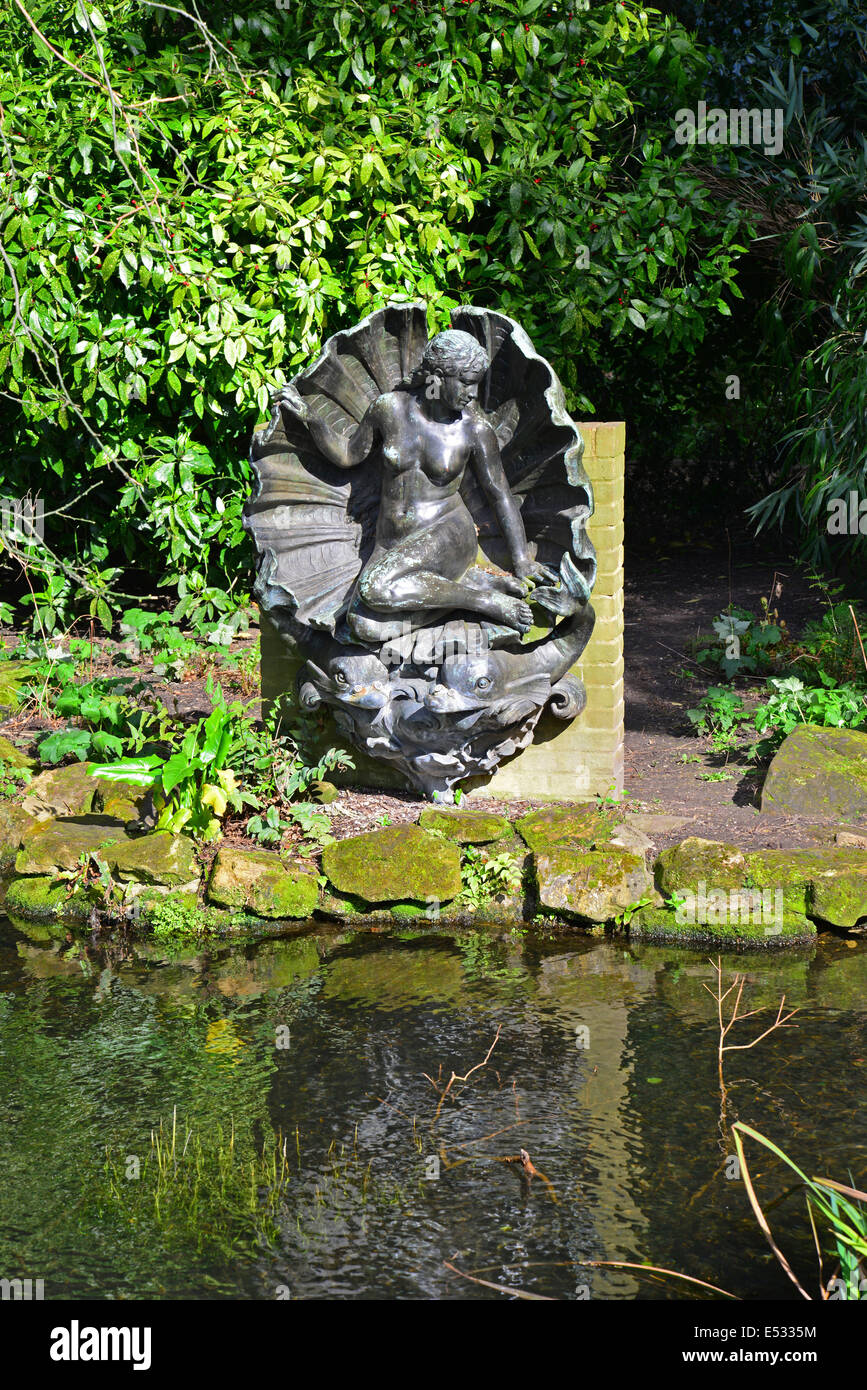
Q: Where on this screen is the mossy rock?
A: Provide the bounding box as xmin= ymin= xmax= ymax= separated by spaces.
xmin=5 ymin=873 xmax=93 ymax=922
xmin=308 ymin=779 xmax=339 ymax=804
xmin=0 ymin=802 xmax=38 ymax=875
xmin=15 ymin=821 xmax=200 ymax=890
xmin=21 ymin=762 xmax=151 ymax=823
xmin=390 ymin=901 xmax=434 ymax=920
xmin=0 ymin=735 xmax=36 ymax=769
xmin=15 ymin=819 xmax=125 ymax=876
xmin=108 ymin=831 xmax=200 ymax=888
xmin=207 ymin=846 xmax=318 ymax=919
xmin=417 ymin=807 xmax=510 ymax=843
xmin=761 ymin=724 xmax=867 ymax=821
xmin=657 ymin=838 xmax=867 ymax=932
xmin=534 ymin=846 xmax=651 ymax=923
xmin=0 ymin=661 xmax=40 ymax=714
xmin=629 ymin=904 xmax=816 ymax=948
xmin=801 ymin=849 xmax=867 ymax=929
xmin=316 ymin=883 xmax=378 ymax=920
xmin=516 ymin=803 xmax=619 ymax=853
xmin=655 ymin=838 xmax=748 ymax=895
xmin=321 ymin=825 xmax=462 ymax=905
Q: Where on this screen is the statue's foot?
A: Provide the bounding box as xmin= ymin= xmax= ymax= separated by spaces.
xmin=465 ymin=566 xmax=525 ymax=599
xmin=485 ymin=592 xmax=533 ymax=633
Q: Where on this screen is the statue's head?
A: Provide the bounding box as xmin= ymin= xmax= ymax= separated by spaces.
xmin=421 ymin=330 xmax=489 ymax=411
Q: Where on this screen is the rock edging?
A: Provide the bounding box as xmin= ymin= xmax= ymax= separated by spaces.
xmin=0 ymin=790 xmax=866 ymax=947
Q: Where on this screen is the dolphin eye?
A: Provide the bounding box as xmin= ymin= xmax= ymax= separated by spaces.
xmin=476 ymin=676 xmax=492 ymax=691
xmin=334 ymin=671 xmax=347 ymax=684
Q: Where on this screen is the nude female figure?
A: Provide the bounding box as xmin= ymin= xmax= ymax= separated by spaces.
xmin=276 ymin=329 xmax=556 ymax=639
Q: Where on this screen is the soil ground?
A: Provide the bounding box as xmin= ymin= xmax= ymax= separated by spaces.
xmin=1 ymin=526 xmax=860 ymax=858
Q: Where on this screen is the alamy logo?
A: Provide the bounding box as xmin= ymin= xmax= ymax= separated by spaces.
xmin=0 ymin=1276 xmax=44 ymax=1300
xmin=674 ymin=102 xmax=783 ymax=157
xmin=0 ymin=496 xmax=44 ymax=543
xmin=49 ymin=1321 xmax=152 ymax=1372
xmin=674 ymin=881 xmax=783 ymax=930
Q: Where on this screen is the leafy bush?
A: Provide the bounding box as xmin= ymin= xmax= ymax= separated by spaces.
xmin=691 ymin=589 xmax=867 ymax=686
xmin=36 ymin=674 xmax=171 ymax=762
xmin=692 ymin=604 xmax=786 ymax=681
xmin=688 ymin=675 xmax=867 ymax=759
xmin=669 ymin=0 xmax=867 ymax=565
xmin=687 ymin=686 xmax=751 ymax=753
xmin=753 ymin=675 xmax=867 ymax=749
xmin=460 ymin=846 xmax=523 ymax=906
xmin=89 ymin=681 xmax=256 ymax=838
xmin=0 ymin=0 xmax=747 ymax=622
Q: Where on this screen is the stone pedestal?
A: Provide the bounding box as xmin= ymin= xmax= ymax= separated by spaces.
xmin=260 ymin=420 xmax=625 ymax=800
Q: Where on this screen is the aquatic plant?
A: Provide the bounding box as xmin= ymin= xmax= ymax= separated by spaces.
xmin=101 ymin=1111 xmax=292 ymax=1261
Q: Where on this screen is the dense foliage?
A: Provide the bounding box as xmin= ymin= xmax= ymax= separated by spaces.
xmin=0 ymin=0 xmax=747 ymax=626
xmin=668 ymin=0 xmax=867 ymax=568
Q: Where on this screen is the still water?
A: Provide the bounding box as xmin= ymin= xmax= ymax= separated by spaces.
xmin=0 ymin=913 xmax=864 ymax=1300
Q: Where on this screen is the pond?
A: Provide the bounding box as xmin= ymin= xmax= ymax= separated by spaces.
xmin=1 ymin=915 xmax=865 ymax=1301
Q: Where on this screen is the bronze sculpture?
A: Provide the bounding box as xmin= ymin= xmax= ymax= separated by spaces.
xmin=245 ymin=304 xmax=596 ymax=800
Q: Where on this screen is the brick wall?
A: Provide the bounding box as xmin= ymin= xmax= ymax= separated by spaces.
xmin=469 ymin=421 xmax=624 ymax=800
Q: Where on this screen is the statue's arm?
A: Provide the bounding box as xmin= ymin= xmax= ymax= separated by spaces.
xmin=471 ymin=421 xmax=534 ymax=575
xmin=276 ymin=385 xmax=381 ymax=469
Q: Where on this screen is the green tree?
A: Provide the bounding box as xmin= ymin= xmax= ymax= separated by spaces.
xmin=0 ymin=0 xmax=746 ymax=625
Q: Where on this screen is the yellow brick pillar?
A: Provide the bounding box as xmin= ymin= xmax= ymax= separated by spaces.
xmin=469 ymin=421 xmax=624 ymax=801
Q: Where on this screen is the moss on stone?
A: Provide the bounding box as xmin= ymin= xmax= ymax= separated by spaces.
xmin=0 ymin=802 xmax=38 ymax=875
xmin=21 ymin=762 xmax=151 ymax=823
xmin=0 ymin=735 xmax=36 ymax=769
xmin=309 ymin=779 xmax=339 ymax=804
xmin=656 ymin=839 xmax=867 ymax=932
xmin=321 ymin=825 xmax=462 ymax=905
xmin=206 ymin=846 xmax=318 ymax=919
xmin=534 ymin=846 xmax=651 ymax=923
xmin=417 ymin=807 xmax=510 ymax=843
xmin=316 ymin=884 xmax=373 ymax=920
xmin=15 ymin=820 xmax=123 ymax=876
xmin=0 ymin=661 xmax=40 ymax=714
xmin=389 ymin=901 xmax=429 ymax=919
xmin=516 ymin=803 xmax=619 ymax=853
xmin=5 ymin=873 xmax=92 ymax=922
xmin=109 ymin=831 xmax=200 ymax=888
xmin=807 ymin=855 xmax=867 ymax=928
xmin=761 ymin=724 xmax=867 ymax=820
xmin=629 ymin=903 xmax=816 ymax=947
xmin=655 ymin=838 xmax=747 ymax=895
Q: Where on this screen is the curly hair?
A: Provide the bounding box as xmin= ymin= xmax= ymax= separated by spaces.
xmin=420 ymin=329 xmax=489 ymax=381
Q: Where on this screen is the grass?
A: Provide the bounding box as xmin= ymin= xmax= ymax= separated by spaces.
xmin=101 ymin=1110 xmax=292 ymax=1261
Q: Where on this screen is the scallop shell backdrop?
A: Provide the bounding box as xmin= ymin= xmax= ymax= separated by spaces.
xmin=244 ymin=304 xmax=597 ymax=799
xmin=245 ymin=304 xmax=596 ymax=630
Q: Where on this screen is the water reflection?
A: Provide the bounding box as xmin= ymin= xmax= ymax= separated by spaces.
xmin=0 ymin=915 xmax=864 ymax=1300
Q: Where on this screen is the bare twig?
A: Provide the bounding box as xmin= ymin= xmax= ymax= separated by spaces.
xmin=443 ymin=1260 xmax=554 ymax=1300
xmin=849 ymin=605 xmax=867 ymax=678
xmin=431 ymin=1026 xmax=501 ymax=1124
xmin=703 ymin=957 xmax=798 ymax=1124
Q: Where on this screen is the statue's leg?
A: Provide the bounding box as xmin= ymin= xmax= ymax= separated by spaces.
xmin=360 ymin=535 xmax=533 ymax=632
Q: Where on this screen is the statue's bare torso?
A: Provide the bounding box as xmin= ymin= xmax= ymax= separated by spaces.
xmin=278 ymin=374 xmax=556 ymax=633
